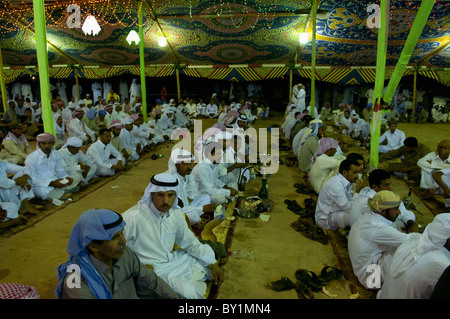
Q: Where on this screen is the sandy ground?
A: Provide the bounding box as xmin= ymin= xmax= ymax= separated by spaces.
xmin=0 ymin=115 xmax=448 ymax=299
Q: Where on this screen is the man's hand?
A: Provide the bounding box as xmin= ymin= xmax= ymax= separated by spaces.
xmin=14 ymin=174 xmax=31 ymax=191
xmin=112 ymin=160 xmax=124 ymax=172
xmin=405 ymin=220 xmax=419 ymax=233
xmin=224 ymin=186 xmax=238 ymax=197
xmin=209 ymin=264 xmax=224 ymax=285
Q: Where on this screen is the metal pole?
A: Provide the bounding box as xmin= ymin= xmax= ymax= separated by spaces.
xmin=310 ymin=0 xmax=317 ymax=118
xmin=139 ymin=2 xmax=148 ymax=122
xmin=32 ymin=0 xmax=55 ymax=136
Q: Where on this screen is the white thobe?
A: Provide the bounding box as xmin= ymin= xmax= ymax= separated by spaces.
xmin=56 ymin=82 xmax=68 ymax=107
xmin=315 ymin=173 xmax=354 ymax=230
xmin=119 ymin=128 xmax=140 ymax=161
xmin=58 ymin=148 xmax=97 ymax=185
xmin=377 ymin=239 xmax=450 ymax=299
xmin=308 ymin=154 xmax=344 ymax=194
xmin=86 ymin=140 xmax=124 ymax=177
xmin=379 ymin=129 xmax=406 ymax=153
xmin=191 ymin=158 xmax=231 ymax=205
xmin=122 ymin=203 xmax=217 ymax=299
xmin=347 ymin=118 xmax=370 ymax=139
xmin=21 ymin=84 xmax=33 ymax=102
xmin=102 ymin=82 xmax=112 ymax=101
xmin=296 ymin=89 xmax=306 ymax=112
xmin=119 ymin=81 xmax=129 ymax=101
xmin=24 ymin=149 xmax=72 ymax=200
xmin=205 ymin=104 xmax=218 ymax=118
xmin=72 ymin=84 xmax=82 ymax=103
xmin=348 ymin=212 xmax=410 ymax=289
xmin=418 ymin=152 xmax=450 ymax=207
xmin=0 ymin=161 xmax=34 ymax=219
xmin=349 ymin=187 xmax=416 ymax=230
xmin=67 ymin=118 xmax=95 ymax=142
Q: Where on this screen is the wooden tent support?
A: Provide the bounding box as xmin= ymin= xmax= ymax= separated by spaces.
xmin=310 ymin=0 xmax=317 ymax=118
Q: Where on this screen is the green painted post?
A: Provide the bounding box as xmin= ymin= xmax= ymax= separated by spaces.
xmin=32 ymin=0 xmax=55 ymax=136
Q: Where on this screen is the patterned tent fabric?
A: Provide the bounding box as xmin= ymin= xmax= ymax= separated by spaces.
xmin=0 ymin=0 xmax=448 ymax=84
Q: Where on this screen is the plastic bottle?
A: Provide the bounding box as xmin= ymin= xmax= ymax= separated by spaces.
xmin=229 ymin=250 xmax=254 ymax=260
xmin=405 ymin=186 xmax=413 ymax=209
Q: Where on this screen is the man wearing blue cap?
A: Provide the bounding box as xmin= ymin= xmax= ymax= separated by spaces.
xmin=56 ymin=209 xmax=183 ymax=299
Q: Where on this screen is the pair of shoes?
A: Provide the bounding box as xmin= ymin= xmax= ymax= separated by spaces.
xmin=291 ymin=219 xmax=328 ymax=245
xmin=317 ymin=266 xmax=343 ymax=284
xmin=295 ymin=269 xmax=324 ymax=292
xmin=294 ymin=183 xmax=314 ymax=194
xmin=284 ymin=200 xmax=313 ymax=217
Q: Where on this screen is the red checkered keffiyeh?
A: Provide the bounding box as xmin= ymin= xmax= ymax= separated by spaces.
xmin=0 ymin=283 xmax=40 ymax=299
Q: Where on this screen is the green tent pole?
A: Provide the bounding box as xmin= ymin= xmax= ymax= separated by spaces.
xmin=138 ymin=2 xmax=148 ymax=122
xmin=32 ymin=0 xmax=54 ymax=136
xmin=310 ymin=0 xmax=317 ymax=118
xmin=383 ymin=0 xmax=435 ymax=105
xmin=369 ymin=0 xmax=389 ymax=170
xmin=0 ymin=47 xmax=8 ymax=111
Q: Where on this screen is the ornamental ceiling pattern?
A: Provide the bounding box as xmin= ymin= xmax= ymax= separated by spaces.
xmin=0 ymin=0 xmax=448 ymax=68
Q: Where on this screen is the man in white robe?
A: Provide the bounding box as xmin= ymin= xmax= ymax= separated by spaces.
xmin=0 ymin=157 xmax=38 ymax=217
xmin=308 ymin=138 xmax=344 ymax=194
xmin=58 ymin=137 xmax=97 ymax=186
xmin=191 ymin=139 xmax=238 ymax=205
xmin=25 ymin=133 xmax=76 ymax=201
xmin=67 ymin=108 xmax=96 ymax=144
xmin=86 ymin=128 xmax=124 ymax=177
xmin=166 ymin=148 xmax=215 ymax=225
xmin=377 ymin=213 xmax=450 ymax=299
xmin=315 ymin=158 xmax=363 ymax=230
xmin=417 ymin=139 xmax=450 ymax=209
xmin=349 ymin=169 xmax=418 ymax=230
xmin=119 ymin=118 xmax=142 ymax=161
xmin=348 ymin=190 xmax=418 ymax=290
xmin=379 ymin=120 xmax=405 ymax=153
xmin=122 ymin=173 xmax=224 ymax=299
xmin=205 ymin=100 xmax=219 ymax=118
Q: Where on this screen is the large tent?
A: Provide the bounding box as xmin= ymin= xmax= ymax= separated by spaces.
xmin=0 ymin=0 xmax=449 ymax=86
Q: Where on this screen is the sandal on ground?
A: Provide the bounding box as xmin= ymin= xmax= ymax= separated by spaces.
xmin=317 ymin=266 xmax=343 ymax=283
xmin=270 ymin=277 xmax=296 ymax=292
xmin=302 ymin=227 xmax=329 ymax=245
xmin=295 ymin=280 xmax=314 ymax=299
xmin=295 ymin=269 xmax=324 ymax=292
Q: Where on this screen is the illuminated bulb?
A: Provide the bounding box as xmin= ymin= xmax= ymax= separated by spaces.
xmin=299 ymin=33 xmax=309 ymax=44
xmin=158 ymin=36 xmax=167 ymax=47
xmin=82 ymin=15 xmax=101 ymax=36
xmin=126 ymin=30 xmax=140 ymax=45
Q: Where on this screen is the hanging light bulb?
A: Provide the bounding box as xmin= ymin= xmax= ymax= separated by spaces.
xmin=299 ymin=32 xmax=309 ymax=44
xmin=158 ymin=36 xmax=167 ymax=47
xmin=82 ymin=15 xmax=101 ymax=36
xmin=126 ymin=30 xmax=140 ymax=45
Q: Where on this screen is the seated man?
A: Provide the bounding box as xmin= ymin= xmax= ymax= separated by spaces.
xmin=308 ymin=137 xmax=344 ymax=194
xmin=315 ymin=159 xmax=363 ymax=230
xmin=109 ymin=121 xmax=131 ymax=162
xmin=378 ymin=120 xmax=405 ymax=153
xmin=122 ymin=173 xmax=224 ymax=299
xmin=431 ymin=103 xmax=447 ymax=123
xmin=67 ymin=108 xmax=96 ymax=144
xmin=191 ymin=140 xmax=238 ymax=205
xmin=297 ymin=121 xmax=326 ymax=173
xmin=346 ymin=113 xmax=370 ymax=143
xmin=348 ymin=190 xmax=418 ymax=290
xmin=25 ymin=133 xmax=77 ymax=201
xmin=56 ymin=208 xmax=183 ymax=299
xmin=378 ymin=213 xmax=450 ymax=299
xmin=58 ymin=137 xmax=97 ymax=186
xmin=167 ymin=148 xmax=216 ymax=225
xmin=119 ymin=117 xmax=142 ymax=161
xmin=417 ymin=139 xmax=450 ymax=209
xmin=1 ymin=121 xmax=33 ymax=165
xmin=86 ymin=128 xmax=124 ymax=177
xmin=379 ymin=136 xmax=431 ymax=182
xmin=0 ymin=156 xmax=39 ymax=217
xmin=349 ymin=169 xmax=417 ymax=231
xmin=219 ymin=132 xmax=251 ymax=192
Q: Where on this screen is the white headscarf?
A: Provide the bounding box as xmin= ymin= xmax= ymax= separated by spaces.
xmin=168 ymin=148 xmax=195 ymax=176
xmin=389 ymin=213 xmax=450 ymax=278
xmin=63 ymin=136 xmax=83 ymax=148
xmin=139 ymin=173 xmax=180 ymax=211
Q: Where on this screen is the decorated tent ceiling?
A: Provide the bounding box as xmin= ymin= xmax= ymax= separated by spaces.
xmin=0 ymin=0 xmax=449 ymax=85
